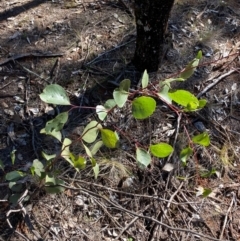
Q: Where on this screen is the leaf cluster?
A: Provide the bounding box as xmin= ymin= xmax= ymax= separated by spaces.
xmin=3 ymin=51 xmax=213 ymax=199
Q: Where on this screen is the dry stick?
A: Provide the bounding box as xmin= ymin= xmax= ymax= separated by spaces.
xmin=114 ymin=216 xmax=139 ymax=240
xmin=219 ymin=192 xmax=236 ymax=240
xmin=54 ymin=184 xmax=226 ymax=241
xmin=63 ymin=177 xmax=199 ymax=205
xmin=15 ymin=61 xmax=51 ymax=83
xmin=0 ymin=52 xmax=63 ymax=66
xmin=197 ymin=69 xmax=237 ymax=98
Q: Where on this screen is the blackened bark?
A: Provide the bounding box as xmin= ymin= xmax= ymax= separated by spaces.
xmin=133 ymin=0 xmax=175 ymax=72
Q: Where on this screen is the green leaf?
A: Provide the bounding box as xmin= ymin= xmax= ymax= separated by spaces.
xmin=31 ymin=159 xmax=45 ymax=177
xmin=179 ymin=51 xmax=202 ymax=79
xmin=91 ymin=158 xmax=99 ymax=179
xmin=119 ymin=79 xmax=131 ymax=92
xmin=192 ymin=132 xmax=210 ymax=147
xmin=83 ymin=143 xmax=93 ymax=158
xmin=5 ymin=171 xmax=25 ymax=182
xmin=113 ymin=79 xmax=130 ymax=108
xmin=160 ymin=78 xmax=185 ymax=88
xmin=9 ymin=182 xmax=23 ymax=192
xmin=0 ymin=159 xmax=4 ymax=171
xmin=96 ymin=99 xmax=116 ymax=121
xmin=42 ymin=152 xmax=56 ymax=161
xmin=202 ymin=188 xmax=212 ymax=198
xmin=40 ymin=128 xmax=62 ymax=142
xmin=10 ymin=150 xmax=16 ymax=165
xmin=196 ymin=50 xmax=203 ymax=59
xmin=169 ymin=90 xmax=198 ymax=108
xmin=200 ymin=168 xmax=216 ymax=178
xmin=82 ymin=121 xmax=101 ymax=143
xmin=158 ymin=84 xmax=172 ymax=104
xmin=132 ymin=96 xmax=156 ymax=120
xmin=61 ymin=138 xmax=72 ymax=164
xmin=104 ymin=99 xmax=117 ymax=109
xmin=96 ymin=105 xmax=108 ymax=121
xmin=141 ymin=70 xmax=149 ymax=88
xmin=45 ymin=174 xmax=65 ymax=193
xmin=198 ymin=99 xmax=207 ymax=108
xmin=196 ymin=186 xmax=212 ymax=198
xmin=39 ymin=84 xmax=70 ymax=105
xmin=91 ymin=141 xmax=103 ymax=156
xmin=136 ymin=147 xmax=151 ymax=168
xmin=150 ymin=143 xmax=173 ymax=158
xmin=69 ymin=153 xmax=86 ymax=171
xmin=185 ymin=101 xmax=199 ymax=111
xmin=180 ymin=147 xmax=193 ymax=166
xmin=44 ymin=112 xmax=68 ymax=133
xmin=100 ymin=129 xmax=119 ymax=148
xmin=9 ymin=193 xmax=22 ymax=205
xmin=113 ymin=90 xmax=128 ymax=108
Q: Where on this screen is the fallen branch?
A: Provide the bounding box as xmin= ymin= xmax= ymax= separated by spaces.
xmin=197 ymin=69 xmax=237 ymax=98
xmin=0 ymin=52 xmax=63 ymax=66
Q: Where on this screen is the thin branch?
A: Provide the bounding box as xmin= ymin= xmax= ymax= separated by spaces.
xmin=197 ymin=69 xmax=237 ymax=98
xmin=52 ymin=183 xmax=226 ymax=241
xmin=219 ymin=192 xmax=236 ymax=240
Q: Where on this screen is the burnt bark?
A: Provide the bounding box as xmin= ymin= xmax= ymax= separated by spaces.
xmin=133 ymin=0 xmax=175 ymax=72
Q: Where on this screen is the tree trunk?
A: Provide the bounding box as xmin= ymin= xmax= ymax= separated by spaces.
xmin=133 ymin=0 xmax=175 ymax=72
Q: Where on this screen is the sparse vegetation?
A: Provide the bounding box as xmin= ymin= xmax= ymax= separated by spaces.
xmin=0 ymin=0 xmax=240 ymax=240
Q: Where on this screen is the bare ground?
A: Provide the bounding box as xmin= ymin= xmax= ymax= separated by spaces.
xmin=0 ymin=0 xmax=240 ymax=240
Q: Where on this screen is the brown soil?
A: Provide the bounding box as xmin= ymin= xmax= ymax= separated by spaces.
xmin=0 ymin=0 xmax=240 ymax=241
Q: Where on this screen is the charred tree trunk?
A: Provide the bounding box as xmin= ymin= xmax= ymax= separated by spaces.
xmin=133 ymin=0 xmax=175 ymax=72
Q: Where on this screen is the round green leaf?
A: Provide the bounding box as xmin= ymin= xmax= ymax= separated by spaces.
xmin=40 ymin=84 xmax=70 ymax=105
xmin=104 ymin=99 xmax=116 ymax=109
xmin=32 ymin=159 xmax=45 ymax=177
xmin=169 ymin=90 xmax=198 ymax=108
xmin=113 ymin=90 xmax=128 ymax=108
xmin=100 ymin=129 xmax=119 ymax=148
xmin=82 ymin=121 xmax=101 ymax=143
xmin=136 ymin=148 xmax=151 ymax=168
xmin=96 ymin=105 xmax=108 ymax=121
xmin=150 ymin=143 xmax=173 ymax=158
xmin=132 ymin=96 xmax=156 ymax=120
xmin=5 ymin=171 xmax=25 ymax=182
xmin=9 ymin=183 xmax=23 ymax=192
xmin=113 ymin=79 xmax=130 ymax=108
xmin=192 ymin=132 xmax=210 ymax=147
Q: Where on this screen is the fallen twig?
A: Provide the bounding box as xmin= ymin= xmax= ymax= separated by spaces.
xmin=53 ymin=183 xmax=227 ymax=241
xmin=219 ymin=192 xmax=236 ymax=240
xmin=0 ymin=52 xmax=63 ymax=66
xmin=197 ymin=69 xmax=237 ymax=98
